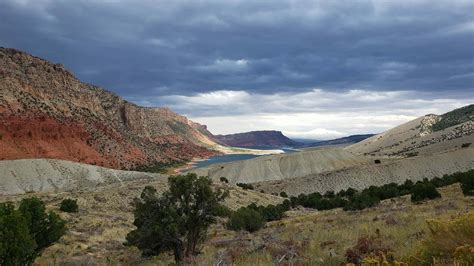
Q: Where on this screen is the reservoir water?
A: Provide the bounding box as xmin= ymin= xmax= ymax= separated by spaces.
xmin=191 ymin=147 xmax=299 ymax=169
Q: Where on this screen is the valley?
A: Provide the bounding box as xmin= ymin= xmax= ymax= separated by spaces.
xmin=0 ymin=48 xmax=473 ymax=265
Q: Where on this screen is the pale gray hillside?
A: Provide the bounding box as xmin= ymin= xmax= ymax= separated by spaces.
xmin=255 ymin=145 xmax=474 ymax=195
xmin=189 ymin=148 xmax=371 ymax=183
xmin=346 ymin=109 xmax=473 ymax=157
xmin=0 ymin=159 xmax=164 ymax=195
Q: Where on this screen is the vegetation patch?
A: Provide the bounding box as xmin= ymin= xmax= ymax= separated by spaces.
xmin=432 ymin=104 xmax=474 ymax=131
xmin=0 ymin=197 xmax=66 ymax=265
xmin=236 ymin=183 xmax=254 ymax=190
xmin=461 ymin=142 xmax=471 ymax=148
xmin=410 ymin=183 xmax=441 ymax=202
xmin=408 ymin=212 xmax=474 ymax=265
xmin=59 ymin=198 xmax=78 ymax=213
xmin=125 ymin=173 xmax=228 ymax=264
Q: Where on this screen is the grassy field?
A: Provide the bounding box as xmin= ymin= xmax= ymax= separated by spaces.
xmin=1 ymin=182 xmax=471 ymax=265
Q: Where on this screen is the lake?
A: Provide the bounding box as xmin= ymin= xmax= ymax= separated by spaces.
xmin=191 ymin=147 xmax=299 ymax=169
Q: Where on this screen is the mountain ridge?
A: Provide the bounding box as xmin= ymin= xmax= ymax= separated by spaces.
xmin=0 ymin=47 xmax=220 ymax=169
xmin=214 ymin=130 xmax=299 ymax=148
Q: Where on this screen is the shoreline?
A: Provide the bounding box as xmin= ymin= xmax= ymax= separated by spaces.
xmin=169 ymin=146 xmax=287 ymax=174
xmin=171 ymin=157 xmax=207 ymax=174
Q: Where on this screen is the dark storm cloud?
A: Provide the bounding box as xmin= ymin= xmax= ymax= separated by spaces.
xmin=1 ymin=0 xmax=473 ymax=98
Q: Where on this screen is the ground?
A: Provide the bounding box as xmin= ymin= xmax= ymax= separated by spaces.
xmin=0 ymin=182 xmax=471 ymax=265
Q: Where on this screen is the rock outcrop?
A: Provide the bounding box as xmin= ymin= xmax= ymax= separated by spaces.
xmin=346 ymin=106 xmax=474 ymax=157
xmin=0 ymin=48 xmax=219 ymax=169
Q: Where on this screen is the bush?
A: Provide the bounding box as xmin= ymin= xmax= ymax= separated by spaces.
xmin=279 ymin=191 xmax=288 ymax=198
xmin=0 ymin=203 xmax=36 ymax=265
xmin=411 ymin=182 xmax=441 ymax=202
xmin=374 ymin=159 xmax=381 ymax=164
xmin=456 ymin=171 xmax=474 ymax=196
xmin=219 ymin=177 xmax=229 ymax=183
xmin=227 ymin=207 xmax=265 ymax=232
xmin=406 ymin=151 xmax=419 ymax=157
xmin=344 ymin=192 xmax=380 ymax=211
xmin=0 ymin=198 xmax=66 ymax=265
xmin=213 ymin=204 xmax=233 ymax=218
xmin=248 ymin=203 xmax=288 ymax=222
xmin=345 ymin=235 xmax=391 ymax=264
xmin=461 ymin=143 xmax=471 ymax=148
xmin=408 ymin=213 xmax=474 ymax=265
xmin=126 ymin=174 xmax=227 ymax=263
xmin=236 ymin=183 xmax=254 ymax=190
xmin=60 ymin=199 xmax=78 ymax=213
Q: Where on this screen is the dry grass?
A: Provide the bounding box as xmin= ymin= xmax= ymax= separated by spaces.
xmin=1 ymin=182 xmax=472 ymax=265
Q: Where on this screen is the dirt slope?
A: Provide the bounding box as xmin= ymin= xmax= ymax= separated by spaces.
xmin=189 ymin=148 xmax=371 ymax=183
xmin=0 ymin=159 xmax=164 ymax=195
xmin=255 ymin=146 xmax=474 ymax=195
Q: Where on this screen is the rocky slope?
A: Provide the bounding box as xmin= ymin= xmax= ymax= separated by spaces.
xmin=346 ymin=105 xmax=474 ymax=157
xmin=214 ymin=130 xmax=299 ymax=148
xmin=0 ymin=48 xmax=220 ymax=169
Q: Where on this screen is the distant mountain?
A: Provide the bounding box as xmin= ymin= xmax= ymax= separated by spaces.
xmin=0 ymin=48 xmax=220 ymax=169
xmin=290 ymin=138 xmax=322 ymax=144
xmin=214 ymin=130 xmax=300 ymax=148
xmin=302 ymin=134 xmax=375 ymax=148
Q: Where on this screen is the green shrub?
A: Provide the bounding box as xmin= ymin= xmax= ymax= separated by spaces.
xmin=461 ymin=143 xmax=471 ymax=148
xmin=279 ymin=191 xmax=288 ymax=198
xmin=213 ymin=204 xmax=233 ymax=218
xmin=247 ymin=203 xmax=288 ymax=222
xmin=344 ymin=193 xmax=380 ymax=211
xmin=60 ymin=198 xmax=78 ymax=213
xmin=456 ymin=171 xmax=474 ymax=196
xmin=126 ymin=174 xmax=227 ymax=263
xmin=227 ymin=207 xmax=264 ymax=232
xmin=411 ymin=182 xmax=441 ymax=202
xmin=0 ymin=198 xmax=66 ymax=265
xmin=236 ymin=183 xmax=254 ymax=190
xmin=0 ymin=203 xmax=36 ymax=265
xmin=219 ymin=177 xmax=229 ymax=183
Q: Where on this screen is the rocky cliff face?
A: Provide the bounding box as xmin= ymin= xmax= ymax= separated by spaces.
xmin=214 ymin=130 xmax=299 ymax=148
xmin=0 ymin=48 xmax=219 ymax=169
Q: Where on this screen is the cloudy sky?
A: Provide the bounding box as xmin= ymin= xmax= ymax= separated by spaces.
xmin=1 ymin=0 xmax=473 ymax=139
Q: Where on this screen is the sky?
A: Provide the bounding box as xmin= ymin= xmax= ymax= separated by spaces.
xmin=1 ymin=0 xmax=473 ymax=139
